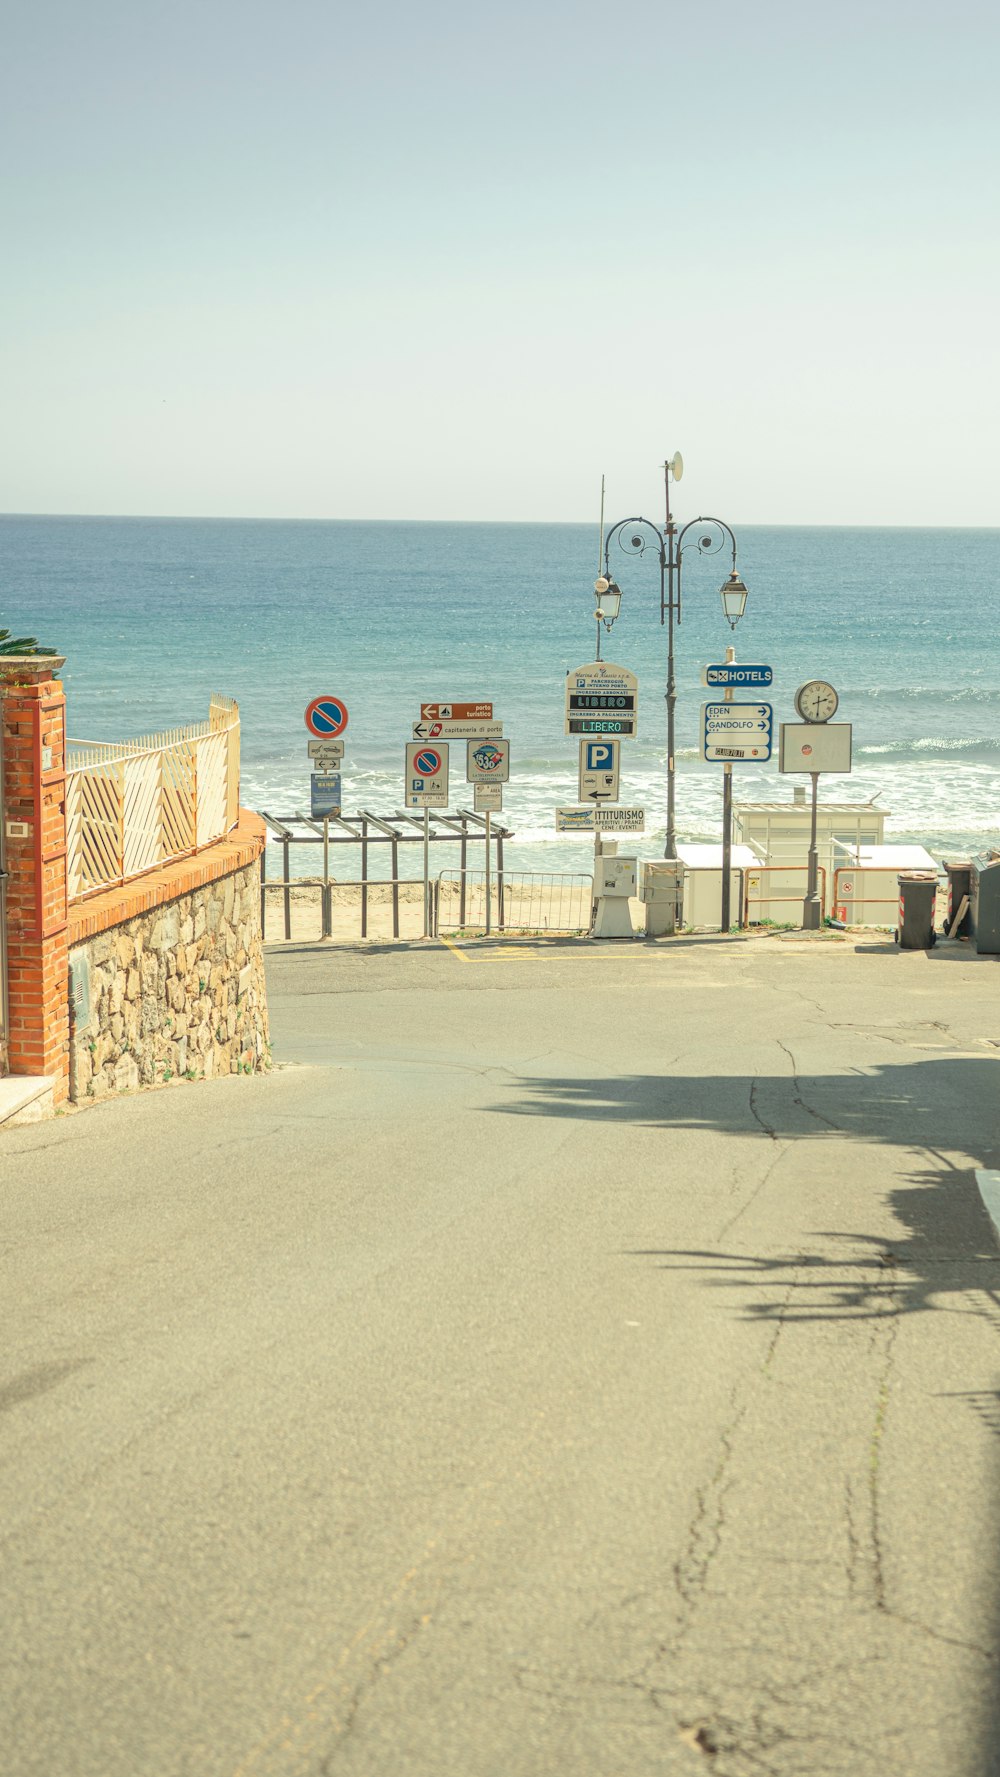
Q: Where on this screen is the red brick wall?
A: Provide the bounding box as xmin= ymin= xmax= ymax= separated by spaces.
xmin=1 ymin=658 xmax=70 ymax=1097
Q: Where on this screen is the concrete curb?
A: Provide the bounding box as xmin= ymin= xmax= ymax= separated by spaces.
xmin=975 ymin=1170 xmax=1000 ymax=1248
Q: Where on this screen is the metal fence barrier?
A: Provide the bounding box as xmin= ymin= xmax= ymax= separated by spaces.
xmin=434 ymin=870 xmax=594 ymax=937
xmin=742 ymin=864 xmax=828 ymax=926
xmin=259 ymin=809 xmax=512 ymax=941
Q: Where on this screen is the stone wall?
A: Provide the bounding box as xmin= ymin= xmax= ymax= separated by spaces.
xmin=68 ymin=855 xmax=269 ymax=1103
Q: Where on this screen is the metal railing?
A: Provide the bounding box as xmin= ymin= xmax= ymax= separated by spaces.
xmin=66 ymin=695 xmax=240 ymax=901
xmin=742 ymin=864 xmax=828 ymax=926
xmin=832 ymin=865 xmax=944 ymax=929
xmin=259 ymin=809 xmax=512 ymax=941
xmin=435 ymin=870 xmax=594 ymax=937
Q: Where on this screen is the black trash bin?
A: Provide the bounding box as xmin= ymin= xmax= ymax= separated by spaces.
xmin=895 ymin=872 xmax=937 ymax=949
xmin=970 ymin=851 xmax=1000 ymax=954
xmin=943 ymin=859 xmax=973 ymax=938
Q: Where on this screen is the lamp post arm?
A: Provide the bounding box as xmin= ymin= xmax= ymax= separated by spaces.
xmin=602 ymin=516 xmax=666 ymax=584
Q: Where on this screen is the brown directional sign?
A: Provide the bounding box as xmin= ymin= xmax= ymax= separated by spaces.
xmin=420 ymin=702 xmax=493 ymax=720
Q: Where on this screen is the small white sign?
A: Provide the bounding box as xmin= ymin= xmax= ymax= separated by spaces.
xmin=779 ymin=723 xmax=853 ymax=774
xmin=405 ymin=740 xmax=450 ymax=807
xmin=474 ymin=783 xmax=503 ymax=813
xmin=466 ymin=738 xmax=509 ymax=783
xmin=413 ymin=719 xmax=503 ymax=740
xmin=308 ymin=738 xmax=344 ymax=764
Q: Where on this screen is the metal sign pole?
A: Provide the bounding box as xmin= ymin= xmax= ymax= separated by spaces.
xmin=720 ymin=645 xmax=735 ymax=931
xmin=803 ymin=771 xmax=822 ymax=929
xmin=485 ymin=809 xmax=492 ymax=936
xmin=423 ymin=805 xmax=430 ymax=939
xmin=322 ymin=816 xmax=331 ymax=938
xmin=591 ymin=822 xmax=602 ymax=935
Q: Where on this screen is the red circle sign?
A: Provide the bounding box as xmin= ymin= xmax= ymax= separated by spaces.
xmin=305 ymin=696 xmax=349 ymax=738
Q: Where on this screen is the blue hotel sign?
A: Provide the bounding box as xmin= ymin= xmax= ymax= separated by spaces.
xmin=703 ymin=663 xmax=773 ymax=688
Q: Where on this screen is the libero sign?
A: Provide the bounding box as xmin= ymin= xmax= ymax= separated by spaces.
xmin=564 ymin=662 xmax=638 ymax=738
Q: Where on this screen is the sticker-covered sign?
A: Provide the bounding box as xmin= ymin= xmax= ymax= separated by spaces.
xmin=466 ymin=738 xmax=509 ymax=783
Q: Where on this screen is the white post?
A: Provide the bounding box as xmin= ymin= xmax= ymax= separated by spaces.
xmin=423 ymin=806 xmax=430 ymax=939
xmin=803 ymin=771 xmax=822 ymax=929
xmin=485 ymin=809 xmax=492 ymax=936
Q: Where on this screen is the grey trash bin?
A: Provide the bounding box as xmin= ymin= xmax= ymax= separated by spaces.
xmin=970 ymin=851 xmax=1000 ymax=954
xmin=895 ymin=872 xmax=937 ymax=950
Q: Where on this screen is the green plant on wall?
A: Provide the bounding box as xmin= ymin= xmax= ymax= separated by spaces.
xmin=0 ymin=626 xmax=58 ymax=656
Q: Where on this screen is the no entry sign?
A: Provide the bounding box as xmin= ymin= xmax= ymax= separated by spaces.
xmin=305 ymin=695 xmax=349 ymax=738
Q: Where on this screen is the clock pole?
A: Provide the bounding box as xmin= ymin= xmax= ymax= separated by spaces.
xmin=803 ymin=771 xmax=822 ymax=930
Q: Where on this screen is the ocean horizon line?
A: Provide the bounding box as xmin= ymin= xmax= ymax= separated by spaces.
xmin=2 ymin=511 xmax=1000 ymax=533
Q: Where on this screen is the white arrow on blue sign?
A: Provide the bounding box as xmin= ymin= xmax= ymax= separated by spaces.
xmin=702 ymin=663 xmax=773 ymax=688
xmin=701 ymin=702 xmax=774 ymax=762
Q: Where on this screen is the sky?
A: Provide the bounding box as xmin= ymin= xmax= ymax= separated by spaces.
xmin=2 ymin=0 xmax=998 ymax=524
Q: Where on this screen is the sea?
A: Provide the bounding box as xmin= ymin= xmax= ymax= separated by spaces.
xmin=2 ymin=515 xmax=999 ymax=882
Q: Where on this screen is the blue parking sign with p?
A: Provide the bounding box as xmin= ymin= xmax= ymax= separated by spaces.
xmin=585 ymin=740 xmax=616 ymax=772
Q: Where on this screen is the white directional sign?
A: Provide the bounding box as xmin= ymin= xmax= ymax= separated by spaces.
xmin=466 ymin=738 xmax=509 ymax=783
xmin=474 ymin=783 xmax=503 ymax=813
xmin=405 ymin=741 xmax=450 ymax=807
xmin=701 ymin=702 xmax=774 ymax=762
xmin=413 ymin=719 xmax=503 ymax=740
xmin=578 ymin=737 xmax=620 ymax=802
xmin=564 ymin=662 xmax=638 ymax=738
xmin=556 ymin=806 xmax=645 ymax=832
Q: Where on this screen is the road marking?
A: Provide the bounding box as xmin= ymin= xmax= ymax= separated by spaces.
xmin=438 ymin=934 xmax=470 ymax=963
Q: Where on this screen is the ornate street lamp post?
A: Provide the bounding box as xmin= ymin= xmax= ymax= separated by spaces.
xmin=597 ymin=456 xmax=748 ymax=862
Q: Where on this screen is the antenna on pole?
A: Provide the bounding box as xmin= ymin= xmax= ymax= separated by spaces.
xmin=595 ymin=475 xmax=606 ymax=661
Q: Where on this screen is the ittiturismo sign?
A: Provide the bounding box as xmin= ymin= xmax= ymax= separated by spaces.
xmin=556 ymin=806 xmax=645 ymax=832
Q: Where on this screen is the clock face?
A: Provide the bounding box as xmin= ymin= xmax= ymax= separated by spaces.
xmin=795 ymin=679 xmax=839 ymax=723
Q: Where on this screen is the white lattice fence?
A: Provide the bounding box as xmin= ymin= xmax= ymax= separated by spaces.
xmin=66 ymin=697 xmax=240 ymax=900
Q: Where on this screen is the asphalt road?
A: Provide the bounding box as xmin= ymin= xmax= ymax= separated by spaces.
xmin=3 ymin=930 xmax=1000 ymax=1776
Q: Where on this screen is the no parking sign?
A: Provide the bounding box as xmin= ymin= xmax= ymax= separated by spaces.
xmin=405 ymin=741 xmax=449 ymax=807
xmin=305 ymin=695 xmax=349 ymax=738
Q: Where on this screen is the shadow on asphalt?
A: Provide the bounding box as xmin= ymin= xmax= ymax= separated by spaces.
xmin=487 ymin=1051 xmax=1000 ymax=1767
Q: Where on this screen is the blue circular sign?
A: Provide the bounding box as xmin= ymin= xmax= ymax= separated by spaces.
xmin=415 ymin=748 xmax=442 ymax=776
xmin=305 ymin=696 xmax=349 ymax=737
